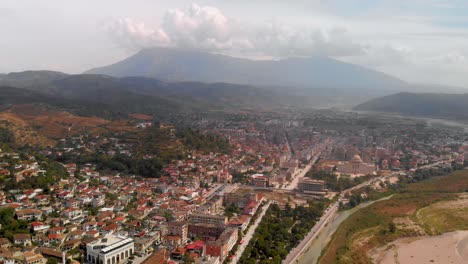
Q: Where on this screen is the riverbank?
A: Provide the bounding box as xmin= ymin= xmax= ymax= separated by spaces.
xmin=316 ymin=170 xmax=468 ymax=264
xmin=297 ymin=195 xmax=393 ymax=264
xmin=372 ymin=231 xmax=468 ymax=264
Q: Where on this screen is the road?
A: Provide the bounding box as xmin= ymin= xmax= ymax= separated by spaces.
xmin=283 ymin=156 xmax=318 ymax=190
xmin=283 ymin=140 xmax=332 ymax=191
xmin=282 ymin=172 xmax=386 ymax=264
xmin=281 ymin=155 xmax=447 ymax=263
xmin=229 ymin=200 xmax=272 ymax=264
xmin=282 ymin=200 xmax=339 ymax=264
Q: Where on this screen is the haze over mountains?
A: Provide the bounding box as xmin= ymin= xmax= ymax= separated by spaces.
xmin=0 ymin=71 xmax=295 ymax=118
xmin=86 ymin=47 xmax=407 ymax=91
xmin=354 ymin=92 xmax=468 ymax=120
xmin=85 ymin=47 xmax=468 ymax=109
xmin=2 ymin=47 xmax=468 ymax=118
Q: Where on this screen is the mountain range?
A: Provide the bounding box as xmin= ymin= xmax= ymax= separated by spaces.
xmin=0 ymin=71 xmax=294 ymax=118
xmin=2 ymin=47 xmax=468 ymax=119
xmin=354 ymin=92 xmax=468 ymax=120
xmin=86 ymin=47 xmax=408 ymax=91
xmin=85 ymin=47 xmax=468 ymax=108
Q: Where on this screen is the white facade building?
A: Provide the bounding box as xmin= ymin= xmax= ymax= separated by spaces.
xmin=86 ymin=235 xmax=134 ymax=264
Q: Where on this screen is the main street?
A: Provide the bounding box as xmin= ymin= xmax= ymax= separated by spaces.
xmin=283 ymin=139 xmax=333 ymax=191
xmin=230 ymin=200 xmax=272 ymax=264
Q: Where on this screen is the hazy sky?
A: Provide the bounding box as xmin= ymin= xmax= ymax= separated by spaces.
xmin=1 ymin=0 xmax=468 ymax=87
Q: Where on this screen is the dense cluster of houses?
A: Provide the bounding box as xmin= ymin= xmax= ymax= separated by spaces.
xmin=0 ymin=155 xmax=265 ymax=264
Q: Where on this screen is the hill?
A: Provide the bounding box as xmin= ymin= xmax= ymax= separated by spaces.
xmin=0 ymin=72 xmax=291 ymax=116
xmin=354 ymin=92 xmax=468 ymax=120
xmin=0 ymin=111 xmax=54 ymax=147
xmin=86 ymin=47 xmax=408 ymax=91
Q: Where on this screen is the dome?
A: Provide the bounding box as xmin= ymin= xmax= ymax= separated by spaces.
xmin=350 ymin=154 xmax=363 ymax=163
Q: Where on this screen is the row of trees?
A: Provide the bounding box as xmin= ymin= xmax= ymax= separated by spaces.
xmin=239 ymin=202 xmax=325 ymax=264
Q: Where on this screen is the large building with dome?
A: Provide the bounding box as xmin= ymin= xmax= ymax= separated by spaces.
xmin=336 ymin=154 xmax=376 ymax=177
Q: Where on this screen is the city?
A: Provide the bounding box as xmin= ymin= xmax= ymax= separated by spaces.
xmin=1 ymin=1 xmax=468 ymax=264
xmin=0 ymin=109 xmax=467 ymax=264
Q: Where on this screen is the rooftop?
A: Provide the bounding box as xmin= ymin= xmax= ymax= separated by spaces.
xmin=89 ymin=235 xmax=133 ymax=254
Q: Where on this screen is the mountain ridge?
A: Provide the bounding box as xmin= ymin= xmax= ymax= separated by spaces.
xmin=354 ymin=92 xmax=468 ymax=120
xmin=85 ymin=47 xmax=408 ymax=91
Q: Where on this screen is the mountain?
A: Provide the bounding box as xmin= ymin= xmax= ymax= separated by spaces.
xmin=0 ymin=72 xmax=291 ymax=117
xmin=0 ymin=70 xmax=68 ymax=89
xmin=86 ymin=47 xmax=408 ymax=91
xmin=354 ymin=92 xmax=468 ymax=120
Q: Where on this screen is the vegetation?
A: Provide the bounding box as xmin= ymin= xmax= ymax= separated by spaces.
xmin=178 ymin=129 xmax=231 ymax=154
xmin=239 ymin=201 xmax=326 ymax=264
xmin=318 ymin=169 xmax=468 ymax=264
xmin=306 ymin=170 xmax=371 ymax=191
xmin=224 ymin=203 xmax=241 ymax=219
xmin=417 ymin=200 xmax=468 ymax=235
xmin=0 ymin=127 xmax=14 ymax=143
xmin=3 ymin=160 xmax=69 ymax=190
xmin=0 ymin=207 xmax=30 ymax=241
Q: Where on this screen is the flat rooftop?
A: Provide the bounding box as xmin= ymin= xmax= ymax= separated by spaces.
xmin=89 ymin=235 xmax=133 ymax=254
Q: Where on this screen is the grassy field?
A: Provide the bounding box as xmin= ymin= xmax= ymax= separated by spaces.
xmin=318 ymin=170 xmax=468 ymax=264
xmin=416 ymin=194 xmax=468 ymax=235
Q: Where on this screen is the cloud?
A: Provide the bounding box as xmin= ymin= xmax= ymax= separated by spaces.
xmin=106 ymin=4 xmax=237 ymax=52
xmin=103 ymin=2 xmax=468 ymax=87
xmin=106 ymin=3 xmax=364 ymax=58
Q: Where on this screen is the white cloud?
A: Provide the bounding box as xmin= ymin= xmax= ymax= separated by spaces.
xmin=106 ymin=3 xmax=364 ymax=58
xmin=106 ymin=4 xmax=237 ymax=51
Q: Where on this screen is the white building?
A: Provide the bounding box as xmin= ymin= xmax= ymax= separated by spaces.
xmin=336 ymin=154 xmax=376 ymax=177
xmin=86 ymin=235 xmax=134 ymax=264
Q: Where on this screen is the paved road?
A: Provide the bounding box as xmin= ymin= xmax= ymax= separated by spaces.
xmin=281 ymin=157 xmax=447 ymax=263
xmin=282 ymin=174 xmax=384 ymax=264
xmin=282 ymin=201 xmax=339 ymax=264
xmin=283 ymin=142 xmax=331 ymax=191
xmin=230 ymin=201 xmax=272 ymax=264
xmin=283 ymin=157 xmax=317 ymax=191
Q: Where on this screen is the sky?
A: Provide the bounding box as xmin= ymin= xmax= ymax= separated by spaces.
xmin=1 ymin=0 xmax=468 ymax=87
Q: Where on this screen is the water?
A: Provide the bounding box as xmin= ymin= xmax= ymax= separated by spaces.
xmin=297 ymin=195 xmax=393 ymax=264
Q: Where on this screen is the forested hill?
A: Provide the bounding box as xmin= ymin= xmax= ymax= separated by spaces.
xmin=0 ymin=72 xmax=293 ymax=119
xmin=354 ymin=92 xmax=468 ymax=120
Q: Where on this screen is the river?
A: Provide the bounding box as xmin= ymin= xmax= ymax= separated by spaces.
xmin=297 ymin=195 xmax=393 ymax=264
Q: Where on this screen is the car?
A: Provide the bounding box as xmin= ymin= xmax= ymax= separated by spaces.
xmin=239 ymin=240 xmax=244 ymax=244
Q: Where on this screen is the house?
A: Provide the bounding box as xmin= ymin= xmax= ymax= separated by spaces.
xmin=141 ymin=248 xmax=170 ymax=264
xmin=49 ymin=226 xmax=65 ymax=235
xmin=62 ymin=208 xmax=83 ymax=220
xmin=33 ymin=234 xmax=50 ymax=247
xmin=68 ymin=230 xmax=85 ymax=240
xmin=13 ymin=234 xmax=32 ymax=246
xmin=0 ymin=238 xmax=11 ymax=248
xmin=48 ymin=234 xmax=66 ymax=244
xmin=85 ymin=230 xmax=99 ymax=239
xmin=100 ymin=223 xmax=119 ymax=236
xmin=37 ymin=248 xmax=65 ymax=263
xmin=82 ymin=221 xmax=97 ymax=231
xmin=16 ymin=209 xmax=42 ymax=221
xmin=22 ymin=251 xmax=47 ymax=264
xmin=186 ymin=240 xmax=205 ymax=257
xmin=63 ymin=239 xmax=81 ymax=251
xmin=30 ymin=222 xmax=50 ymax=233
